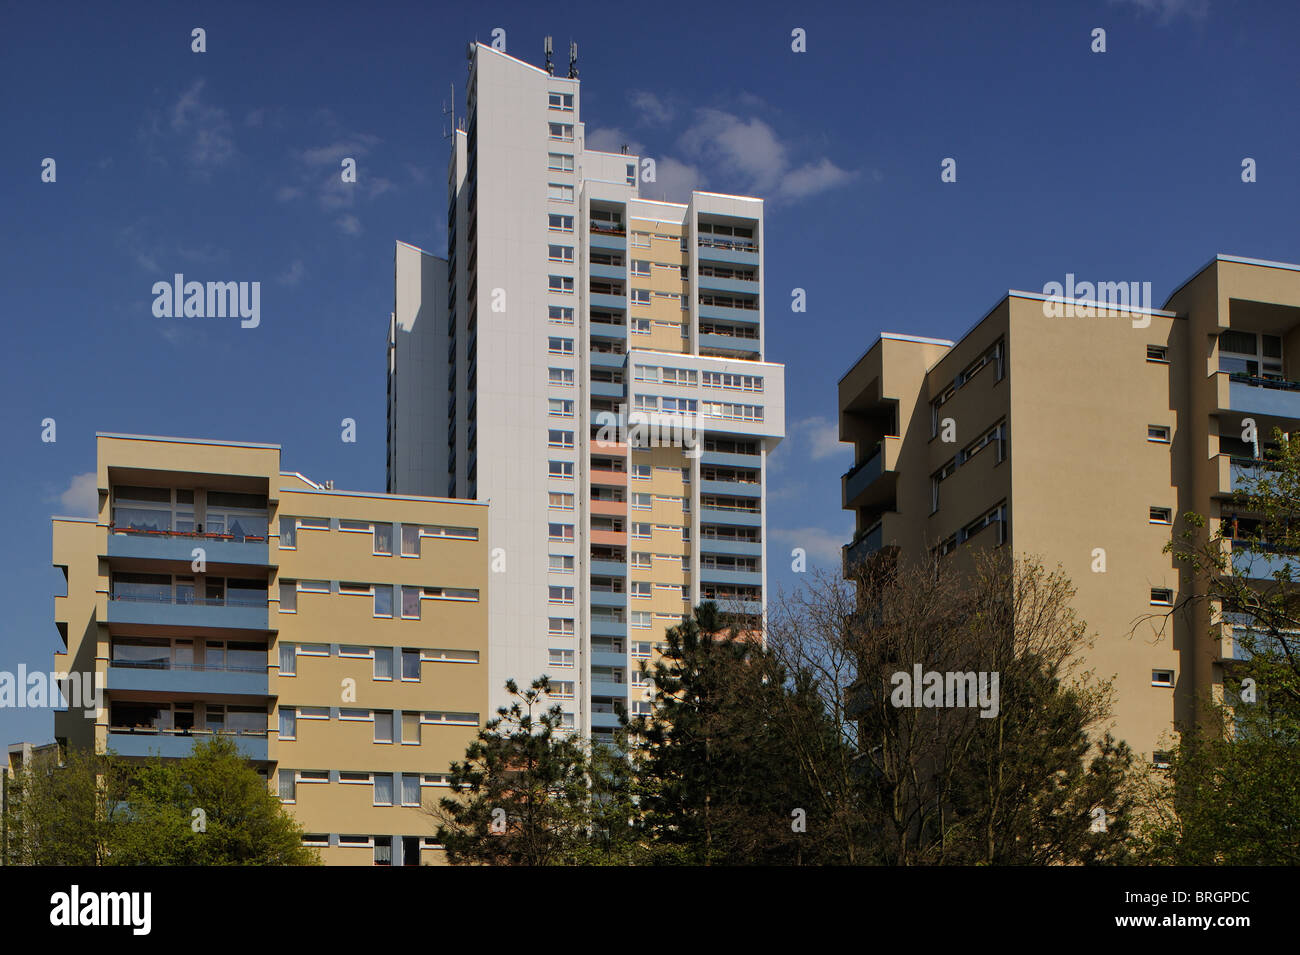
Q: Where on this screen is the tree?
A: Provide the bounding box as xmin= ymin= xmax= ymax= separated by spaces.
xmin=629 ymin=602 xmax=835 ymax=864
xmin=432 ymin=677 xmax=596 ymax=865
xmin=768 ymin=550 xmax=1137 ymax=865
xmin=2 ymin=746 xmax=126 ymax=865
xmin=111 ymin=736 xmax=318 ymax=865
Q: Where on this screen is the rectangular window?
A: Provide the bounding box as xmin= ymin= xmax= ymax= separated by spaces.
xmin=402 ymin=774 xmax=422 ymax=807
xmin=402 ymin=711 xmax=420 ymax=744
xmin=631 ymin=318 xmax=651 ymax=334
xmin=1150 ymin=507 xmax=1173 ymax=524
xmin=548 ymin=649 xmax=575 ymax=668
xmin=279 ymin=707 xmax=296 ymax=740
xmin=548 ymin=214 xmax=574 ymax=233
xmin=632 ymin=492 xmax=651 ymax=510
xmin=631 ymin=581 xmax=651 ymax=598
xmin=374 ymin=524 xmax=393 ymax=555
xmin=547 ymin=122 xmax=574 ymax=141
xmin=1147 ymin=344 xmax=1169 ymax=362
xmin=1151 ymin=669 xmax=1175 ymax=687
xmin=278 ymin=769 xmax=295 ymax=802
xmin=373 ymin=648 xmax=393 ymax=681
xmin=549 ymin=617 xmax=575 ymax=636
xmin=401 ymin=650 xmax=421 ymax=681
xmin=279 ymin=582 xmax=297 ymax=613
xmin=548 ymin=460 xmax=575 ymax=479
xmin=631 ymin=611 xmax=652 ymax=629
xmin=549 ymin=586 xmax=575 ymax=604
xmin=548 ymin=245 xmax=574 ymax=263
xmin=631 ymin=465 xmax=651 ymax=480
xmin=279 ymin=517 xmax=297 ymax=549
xmin=548 ymin=92 xmax=574 ymax=111
xmin=1148 ymin=425 xmax=1171 ymax=443
xmin=401 ymin=585 xmax=421 ymax=619
xmin=631 ymin=552 xmax=651 ymax=568
xmin=549 ymin=398 xmax=575 ymax=417
xmin=547 ymin=153 xmax=575 ymax=171
xmin=401 ymin=524 xmax=420 ymax=556
xmin=548 ymin=305 xmax=574 ymax=324
xmin=548 ymin=336 xmax=574 ymax=355
xmin=631 ymin=260 xmax=651 ymax=276
xmin=549 ymin=367 xmax=575 ymax=387
xmin=631 ymin=289 xmax=651 ymax=305
xmin=549 ymin=491 xmax=575 ymax=509
xmin=549 ymin=681 xmax=575 ymax=699
xmin=632 ymin=523 xmax=651 ymax=539
xmin=549 ymin=523 xmax=575 ymax=541
xmin=547 ymin=183 xmax=575 ymax=202
xmin=548 ymin=430 xmax=575 ymax=449
xmin=548 ymin=274 xmax=575 ymax=293
xmin=1150 ymin=588 xmax=1174 ymax=606
xmin=374 ymin=710 xmax=394 ymax=743
xmin=373 ymin=585 xmax=394 ymax=617
xmin=279 ymin=643 xmax=296 ymax=676
xmin=549 ymin=554 xmax=575 ymax=573
xmin=373 ymin=773 xmax=394 ymax=806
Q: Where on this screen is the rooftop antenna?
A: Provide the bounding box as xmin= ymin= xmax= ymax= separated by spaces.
xmin=442 ymin=83 xmax=455 ymax=139
xmin=544 ymin=36 xmax=554 ymax=75
xmin=568 ymin=40 xmax=578 ymax=78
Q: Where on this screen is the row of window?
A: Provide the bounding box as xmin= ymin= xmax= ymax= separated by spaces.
xmin=279 ymin=580 xmax=479 ymax=618
xmin=278 ymin=643 xmax=477 ymax=680
xmin=931 ymin=420 xmax=1008 ymax=512
xmin=280 ymin=517 xmax=477 ymax=554
xmin=279 ymin=706 xmax=476 ymax=743
xmin=934 ymin=501 xmax=1009 ymax=556
xmin=279 ymin=769 xmax=444 ymax=807
xmin=930 ymin=340 xmax=1005 ymax=437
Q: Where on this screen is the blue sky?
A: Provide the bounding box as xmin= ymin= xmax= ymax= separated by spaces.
xmin=2 ymin=0 xmax=1297 ymax=744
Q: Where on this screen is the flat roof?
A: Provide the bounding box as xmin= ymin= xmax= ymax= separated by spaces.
xmin=1163 ymin=253 xmax=1300 ymax=308
xmin=96 ymin=432 xmax=280 ymax=450
xmin=284 ymin=487 xmax=487 ymax=507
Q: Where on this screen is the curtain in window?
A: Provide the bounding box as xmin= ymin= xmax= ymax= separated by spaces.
xmin=373 ymin=773 xmax=394 ymax=805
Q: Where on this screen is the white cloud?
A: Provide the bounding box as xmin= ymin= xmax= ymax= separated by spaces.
xmin=278 ymin=259 xmax=306 ymax=286
xmin=780 ymin=157 xmax=858 ymax=200
xmin=629 ymin=90 xmax=673 ymax=125
xmin=169 ymin=79 xmax=235 ymax=176
xmin=57 ymin=473 xmax=98 ymax=518
xmin=794 ymin=415 xmax=847 ymax=461
xmin=641 ymin=156 xmax=702 ymax=203
xmin=336 ymin=214 xmax=362 ymax=236
xmin=1110 ymin=0 xmax=1209 ymax=20
xmin=769 ymin=526 xmax=851 ymax=568
xmin=585 ymin=127 xmax=641 ymax=154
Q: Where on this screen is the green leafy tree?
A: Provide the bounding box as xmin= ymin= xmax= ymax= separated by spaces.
xmin=111 ymin=736 xmax=318 ymax=865
xmin=3 ymin=746 xmax=127 ymax=865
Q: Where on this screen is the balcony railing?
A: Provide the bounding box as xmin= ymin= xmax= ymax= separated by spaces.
xmin=1228 ymin=372 xmax=1300 ymax=392
xmin=110 ymin=660 xmax=267 ymax=674
xmin=698 ymin=236 xmax=758 ymax=253
xmin=110 ymin=593 xmax=267 ymax=608
xmin=110 ymin=524 xmax=267 ymax=543
xmin=591 ymin=224 xmax=626 ymax=236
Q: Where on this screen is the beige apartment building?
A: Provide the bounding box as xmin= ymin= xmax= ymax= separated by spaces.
xmin=838 ymin=254 xmax=1300 ymax=760
xmin=52 ymin=433 xmax=489 ymax=864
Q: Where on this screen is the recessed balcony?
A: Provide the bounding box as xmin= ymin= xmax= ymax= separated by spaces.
xmin=107 ymin=730 xmax=267 ymax=760
xmin=107 ymin=526 xmax=270 ymax=567
xmin=842 ymin=437 xmax=901 ymax=510
xmin=1220 ymin=371 xmax=1300 ymax=421
xmin=105 ymin=662 xmax=268 ymax=696
xmin=107 ymin=594 xmax=268 ymax=631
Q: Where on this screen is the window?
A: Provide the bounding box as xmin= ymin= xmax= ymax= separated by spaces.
xmin=632 ymin=523 xmax=651 ymax=539
xmin=339 ymin=581 xmax=371 ymax=596
xmin=631 ymin=552 xmax=651 ymax=568
xmin=1150 ymin=588 xmax=1174 ymax=606
xmin=402 ymin=711 xmax=420 ymax=744
xmin=548 ymin=430 xmax=575 ymax=449
xmin=548 ymin=214 xmax=574 ymax=233
xmin=548 ymin=245 xmax=574 ymax=263
xmin=549 ymin=586 xmax=575 ymax=604
xmin=549 ymin=649 xmax=575 ymax=668
xmin=549 ymin=491 xmax=575 ymax=509
xmin=374 ymin=774 xmax=394 ymax=806
xmin=547 ymin=122 xmax=574 ymax=141
xmin=631 ymin=464 xmax=651 ymax=480
xmin=631 ymin=581 xmax=651 ymax=598
xmin=1147 ymin=425 xmax=1171 ymax=443
xmin=279 ymin=643 xmax=296 ymax=675
xmin=631 ymin=611 xmax=652 ymax=629
xmin=373 ymin=648 xmax=393 ymax=681
xmin=373 ymin=585 xmax=394 ymax=617
xmin=302 ymin=834 xmax=328 ymax=847
xmin=279 ymin=707 xmax=296 ymax=740
xmin=549 ymin=367 xmax=574 ymax=387
xmin=401 ymin=586 xmax=421 ymax=619
xmin=1152 ymin=751 xmax=1172 ymax=769
xmin=298 ymin=706 xmax=329 ymax=720
xmin=339 ymin=645 xmax=373 ymax=658
xmin=278 ymin=769 xmax=295 ymax=802
xmin=549 ymin=460 xmax=575 ymax=479
xmin=375 ymin=711 xmax=394 ymax=743
xmin=549 ymin=305 xmax=574 ymax=324
xmin=548 ymin=274 xmax=575 ymax=293
xmin=549 ymin=554 xmax=575 ymax=573
xmin=632 ymin=492 xmax=651 ymax=510
xmin=549 ymin=397 xmax=575 ymax=418
xmin=631 ymin=260 xmax=651 ymax=276
xmin=549 ymin=681 xmax=575 ymax=699
xmin=547 ymin=182 xmax=575 ymax=202
xmin=631 ymin=318 xmax=651 ymax=334
xmin=279 ymin=517 xmax=297 ymax=549
xmin=547 ymin=153 xmax=575 ymax=171
xmin=631 ymin=289 xmax=650 ymax=306
xmin=548 ymin=92 xmax=574 ymax=111
xmin=549 ymin=523 xmax=575 ymax=542
xmin=1149 ymin=507 xmax=1173 ymax=524
xmin=374 ymin=524 xmax=393 ymax=555
xmin=400 ymin=649 xmax=421 ymax=682
xmin=1151 ymin=669 xmax=1175 ymax=687
xmin=402 ymin=774 xmax=422 ymax=807
xmin=401 ymin=524 xmax=420 ymax=556
xmin=549 ymin=617 xmax=575 ymax=636
xmin=1147 ymin=344 xmax=1169 ymax=363
xmin=297 ymin=644 xmax=329 ymax=657
xmin=631 ymin=231 xmax=650 ymax=248
xmin=1219 ymin=330 xmax=1283 ymax=378
xmin=632 ymin=641 xmax=651 ymax=658
xmin=279 ymin=582 xmax=297 ymax=613
xmin=298 ymin=579 xmax=329 ymax=594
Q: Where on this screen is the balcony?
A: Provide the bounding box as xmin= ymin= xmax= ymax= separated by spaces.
xmin=698 ymin=536 xmax=762 ymax=558
xmin=590 ymin=679 xmax=628 ymax=698
xmin=696 ymin=236 xmax=758 ymax=266
xmin=1229 ymin=542 xmax=1300 ymax=581
xmin=589 ymin=350 xmax=626 ymax=370
xmin=702 ymin=597 xmax=763 ymax=615
xmin=105 ymin=663 xmax=267 ymax=696
xmin=589 ymin=467 xmax=628 ymax=487
xmin=696 ymin=274 xmax=759 ymax=296
xmin=590 ymin=528 xmax=625 ymax=548
xmin=589 ymin=499 xmax=627 ymax=518
xmin=591 ymin=589 xmax=628 ymax=608
xmin=589 ymin=558 xmax=627 ymax=577
xmin=589 ymin=226 xmax=626 ymax=251
xmin=589 ymin=292 xmax=627 ymax=311
xmin=1217 ymin=455 xmax=1273 ymax=496
xmin=107 ymin=526 xmax=270 ymax=567
xmin=700 ymin=478 xmax=760 ymax=499
xmin=842 ymin=437 xmax=900 ymax=510
xmin=590 ymin=648 xmax=627 ymax=668
xmin=590 ymin=617 xmax=628 ymax=637
xmin=590 ymin=320 xmax=627 ymax=340
xmin=106 ymin=730 xmax=268 ymax=760
xmin=843 ymin=520 xmax=885 ymax=573
xmin=700 ymin=449 xmax=761 ymax=469
xmin=699 ymin=505 xmax=762 ymax=527
xmin=699 ymin=333 xmax=760 ymax=357
xmin=107 ymin=594 xmax=268 ymax=631
xmin=1223 ymin=372 xmax=1300 ymax=421
xmin=590 ymin=709 xmax=623 ymax=729
xmin=698 ymin=302 xmax=760 ymax=325
xmin=591 ymin=380 xmax=625 ymax=399
xmin=699 ymin=566 xmax=763 ymax=587
xmin=590 ymin=263 xmax=625 ymax=281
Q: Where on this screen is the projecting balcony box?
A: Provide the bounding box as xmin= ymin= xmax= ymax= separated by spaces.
xmin=590 ymin=350 xmax=627 ymax=370
xmin=107 ymin=730 xmax=268 ymax=760
xmin=696 ymin=236 xmax=758 ymax=267
xmin=697 ymin=302 xmax=760 ymax=325
xmin=698 ymin=566 xmax=763 ymax=587
xmin=699 ymin=505 xmax=762 ymax=527
xmin=590 ymin=528 xmax=625 ymax=548
xmin=590 ymin=679 xmax=628 ymax=699
xmin=700 ymin=478 xmax=760 ymax=499
xmin=699 ymin=535 xmax=763 ymax=558
xmin=700 ymin=449 xmax=760 ymax=470
xmin=589 ymin=225 xmax=626 ymax=251
xmin=590 ymin=709 xmax=622 ymax=729
xmin=1216 ymin=455 xmax=1273 ymax=497
xmin=697 ymin=274 xmax=759 ymax=296
xmin=589 ymin=558 xmax=627 ymax=577
xmin=589 ymin=467 xmax=628 ymax=487
xmin=589 ymin=648 xmax=627 ymax=669
xmin=842 ymin=436 xmax=901 ymax=511
xmin=590 ymin=263 xmax=625 ymax=282
xmin=698 ymin=333 xmax=759 ymax=356
xmin=590 ymin=320 xmax=628 ymax=340
xmin=105 ymin=662 xmax=267 ymax=697
xmin=107 ymin=525 xmax=270 ymax=567
xmin=842 ymin=513 xmax=901 ymax=576
xmin=590 ymin=618 xmax=628 ymax=637
xmin=589 ymin=292 xmax=627 ymax=311
xmin=591 ymin=380 xmax=625 ymax=400
xmin=1219 ymin=370 xmax=1300 ymax=421
xmin=589 ymin=499 xmax=626 ymax=518
xmin=107 ymin=594 xmax=268 ymax=632
xmin=590 ymin=588 xmax=628 ymax=609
